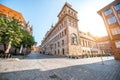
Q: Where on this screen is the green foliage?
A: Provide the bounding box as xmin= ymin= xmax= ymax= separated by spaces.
xmin=68 ymin=53 xmax=111 ymax=59
xmin=0 ymin=16 xmax=23 ymax=48
xmin=0 ymin=16 xmax=9 ymax=44
xmin=0 ymin=16 xmax=35 ymax=51
xmin=20 ymin=29 xmax=36 ymax=48
xmin=9 ymin=18 xmax=23 ymax=46
xmin=68 ymin=54 xmax=79 ymax=59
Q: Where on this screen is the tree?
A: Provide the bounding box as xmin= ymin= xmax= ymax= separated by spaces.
xmin=19 ymin=29 xmax=35 ymax=54
xmin=0 ymin=16 xmax=36 ymax=56
xmin=20 ymin=29 xmax=35 ymax=47
xmin=0 ymin=16 xmax=23 ymax=57
xmin=0 ymin=16 xmax=10 ymax=51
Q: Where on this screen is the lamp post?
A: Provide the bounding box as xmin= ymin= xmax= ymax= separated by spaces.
xmin=101 ymin=50 xmax=104 ymax=65
xmin=99 ymin=44 xmax=104 ymax=65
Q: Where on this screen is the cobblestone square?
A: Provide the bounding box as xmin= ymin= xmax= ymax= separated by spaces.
xmin=0 ymin=53 xmax=120 ymax=80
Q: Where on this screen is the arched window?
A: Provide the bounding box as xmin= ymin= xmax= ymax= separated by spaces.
xmin=71 ymin=33 xmax=77 ymax=44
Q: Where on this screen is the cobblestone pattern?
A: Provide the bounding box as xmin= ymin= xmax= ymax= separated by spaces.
xmin=0 ymin=53 xmax=120 ymax=80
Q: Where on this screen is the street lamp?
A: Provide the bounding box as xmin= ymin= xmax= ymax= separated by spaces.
xmin=99 ymin=44 xmax=104 ymax=65
xmin=100 ymin=50 xmax=104 ymax=65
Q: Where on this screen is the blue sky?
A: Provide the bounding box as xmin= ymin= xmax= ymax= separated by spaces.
xmin=0 ymin=0 xmax=114 ymax=45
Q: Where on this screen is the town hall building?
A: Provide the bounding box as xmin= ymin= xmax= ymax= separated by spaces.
xmin=41 ymin=2 xmax=99 ymax=57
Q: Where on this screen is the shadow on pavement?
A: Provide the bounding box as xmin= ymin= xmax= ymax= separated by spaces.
xmin=0 ymin=59 xmax=120 ymax=80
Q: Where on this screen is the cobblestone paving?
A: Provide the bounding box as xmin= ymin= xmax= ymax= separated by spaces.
xmin=0 ymin=53 xmax=120 ymax=80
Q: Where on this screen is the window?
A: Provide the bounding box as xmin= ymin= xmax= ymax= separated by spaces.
xmin=58 ymin=49 xmax=60 ymax=54
xmin=50 ymin=44 xmax=53 ymax=50
xmin=68 ymin=9 xmax=70 ymax=13
xmin=111 ymin=27 xmax=120 ymax=35
xmin=71 ymin=12 xmax=73 ymax=15
xmin=62 ymin=31 xmax=64 ymax=36
xmin=115 ymin=41 xmax=120 ymax=48
xmin=61 ymin=14 xmax=63 ymax=17
xmin=62 ymin=40 xmax=64 ymax=46
xmin=71 ymin=20 xmax=74 ymax=27
xmin=74 ymin=13 xmax=76 ymax=16
xmin=62 ymin=48 xmax=65 ymax=55
xmin=55 ymin=43 xmax=56 ymax=49
xmin=63 ymin=11 xmax=65 ymax=14
xmin=108 ymin=16 xmax=116 ymax=24
xmin=58 ymin=35 xmax=60 ymax=38
xmin=60 ymin=33 xmax=61 ymax=38
xmin=58 ymin=42 xmax=60 ymax=47
xmin=83 ymin=50 xmax=84 ymax=53
xmin=104 ymin=9 xmax=112 ymax=15
xmin=64 ymin=21 xmax=66 ymax=26
xmin=64 ymin=29 xmax=66 ymax=35
xmin=115 ymin=3 xmax=120 ymax=10
xmin=69 ymin=19 xmax=71 ymax=26
xmin=83 ymin=40 xmax=85 ymax=46
xmin=118 ymin=13 xmax=120 ymax=18
xmin=71 ymin=33 xmax=77 ymax=44
xmin=55 ymin=51 xmax=56 ymax=54
xmin=79 ymin=39 xmax=81 ymax=45
xmin=61 ymin=23 xmax=63 ymax=27
xmin=85 ymin=41 xmax=87 ymax=47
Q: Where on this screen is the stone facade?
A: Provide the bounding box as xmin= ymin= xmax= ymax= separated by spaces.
xmin=79 ymin=31 xmax=99 ymax=55
xmin=98 ymin=0 xmax=120 ymax=60
xmin=41 ymin=3 xmax=99 ymax=57
xmin=95 ymin=36 xmax=112 ymax=54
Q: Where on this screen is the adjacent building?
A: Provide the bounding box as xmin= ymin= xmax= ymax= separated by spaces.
xmin=32 ymin=45 xmax=41 ymax=53
xmin=79 ymin=31 xmax=99 ymax=55
xmin=0 ymin=4 xmax=32 ymax=34
xmin=95 ymin=36 xmax=112 ymax=54
xmin=41 ymin=3 xmax=99 ymax=57
xmin=0 ymin=4 xmax=32 ymax=53
xmin=98 ymin=0 xmax=120 ymax=59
